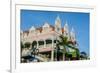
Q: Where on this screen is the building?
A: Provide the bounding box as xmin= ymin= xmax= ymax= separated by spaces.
xmin=21 ymin=16 xmax=77 ymax=61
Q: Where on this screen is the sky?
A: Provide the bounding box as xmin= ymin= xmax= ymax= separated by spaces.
xmin=21 ymin=9 xmax=90 ymax=56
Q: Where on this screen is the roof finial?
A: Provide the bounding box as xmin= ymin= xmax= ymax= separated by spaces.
xmin=29 ymin=25 xmax=35 ymax=31
xmin=70 ymin=27 xmax=76 ymax=41
xmin=56 ymin=15 xmax=60 ymax=21
xmin=64 ymin=21 xmax=69 ymax=33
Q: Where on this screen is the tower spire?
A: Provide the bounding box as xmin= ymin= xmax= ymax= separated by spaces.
xmin=70 ymin=27 xmax=76 ymax=42
xmin=29 ymin=25 xmax=35 ymax=32
xmin=56 ymin=15 xmax=60 ymax=21
xmin=64 ymin=21 xmax=70 ymax=40
xmin=64 ymin=21 xmax=69 ymax=34
xmin=55 ymin=15 xmax=61 ymax=34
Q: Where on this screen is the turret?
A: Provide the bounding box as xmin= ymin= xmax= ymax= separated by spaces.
xmin=29 ymin=25 xmax=35 ymax=33
xmin=70 ymin=27 xmax=76 ymax=42
xmin=64 ymin=21 xmax=69 ymax=37
xmin=55 ymin=16 xmax=61 ymax=34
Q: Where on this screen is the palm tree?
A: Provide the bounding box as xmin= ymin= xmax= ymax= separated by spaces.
xmin=56 ymin=34 xmax=80 ymax=61
xmin=66 ymin=42 xmax=80 ymax=60
xmin=75 ymin=48 xmax=80 ymax=60
xmin=56 ymin=44 xmax=62 ymax=61
xmin=56 ymin=35 xmax=77 ymax=61
xmin=56 ymin=35 xmax=66 ymax=61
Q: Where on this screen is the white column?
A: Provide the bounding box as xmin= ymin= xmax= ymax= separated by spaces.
xmin=51 ymin=38 xmax=54 ymax=61
xmin=44 ymin=40 xmax=46 ymax=48
xmin=30 ymin=43 xmax=32 ymax=50
xmin=52 ymin=38 xmax=54 ymax=48
xmin=37 ymin=41 xmax=39 ymax=49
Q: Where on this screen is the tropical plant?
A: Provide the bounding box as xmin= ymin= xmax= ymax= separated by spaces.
xmin=65 ymin=40 xmax=80 ymax=60
xmin=56 ymin=44 xmax=62 ymax=61
xmin=67 ymin=53 xmax=72 ymax=60
xmin=56 ymin=35 xmax=77 ymax=61
xmin=75 ymin=49 xmax=80 ymax=60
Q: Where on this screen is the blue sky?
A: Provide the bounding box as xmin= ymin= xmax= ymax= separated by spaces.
xmin=21 ymin=10 xmax=90 ymax=56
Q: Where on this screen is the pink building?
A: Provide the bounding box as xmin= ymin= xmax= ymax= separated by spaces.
xmin=21 ymin=16 xmax=77 ymax=61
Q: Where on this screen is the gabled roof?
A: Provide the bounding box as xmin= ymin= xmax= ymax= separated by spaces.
xmin=29 ymin=26 xmax=35 ymax=31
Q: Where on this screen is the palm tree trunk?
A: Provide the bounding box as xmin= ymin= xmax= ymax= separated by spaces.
xmin=62 ymin=47 xmax=66 ymax=61
xmin=63 ymin=53 xmax=65 ymax=61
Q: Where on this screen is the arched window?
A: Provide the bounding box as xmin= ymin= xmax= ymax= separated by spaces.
xmin=38 ymin=40 xmax=44 ymax=45
xmin=32 ymin=41 xmax=37 ymax=48
xmin=46 ymin=39 xmax=52 ymax=44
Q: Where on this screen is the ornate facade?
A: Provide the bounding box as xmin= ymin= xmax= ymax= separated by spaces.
xmin=21 ymin=16 xmax=77 ymax=61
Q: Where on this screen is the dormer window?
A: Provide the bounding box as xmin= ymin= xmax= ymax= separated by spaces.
xmin=42 ymin=22 xmax=50 ymax=32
